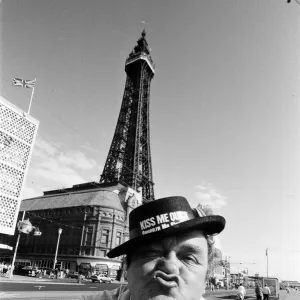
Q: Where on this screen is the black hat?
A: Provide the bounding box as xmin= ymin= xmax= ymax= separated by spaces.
xmin=107 ymin=196 xmax=226 ymax=258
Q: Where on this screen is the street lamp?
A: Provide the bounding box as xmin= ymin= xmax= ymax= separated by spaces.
xmin=10 ymin=211 xmax=42 ymax=278
xmin=53 ymin=228 xmax=63 ymax=269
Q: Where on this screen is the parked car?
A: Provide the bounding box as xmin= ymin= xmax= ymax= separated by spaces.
xmin=13 ymin=265 xmax=26 ymax=275
xmin=66 ymin=272 xmax=79 ymax=279
xmin=19 ymin=266 xmax=41 ymax=277
xmin=90 ymin=274 xmax=113 ymax=283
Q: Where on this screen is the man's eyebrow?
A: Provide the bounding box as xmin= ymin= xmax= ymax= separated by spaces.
xmin=178 ymin=244 xmax=204 ymax=254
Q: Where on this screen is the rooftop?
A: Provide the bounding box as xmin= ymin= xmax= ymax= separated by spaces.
xmin=20 ymin=182 xmax=127 ymax=212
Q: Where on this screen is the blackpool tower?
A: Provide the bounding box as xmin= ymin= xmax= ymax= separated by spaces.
xmin=100 ymin=30 xmax=155 ymax=203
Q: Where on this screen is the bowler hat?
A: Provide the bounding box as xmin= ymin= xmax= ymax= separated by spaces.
xmin=107 ymin=196 xmax=226 ymax=258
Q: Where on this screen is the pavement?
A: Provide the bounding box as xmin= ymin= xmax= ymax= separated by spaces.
xmin=1 ymin=275 xmax=299 ymax=300
xmin=0 ymin=274 xmax=89 ymax=284
xmin=0 ymin=275 xmax=256 ymax=300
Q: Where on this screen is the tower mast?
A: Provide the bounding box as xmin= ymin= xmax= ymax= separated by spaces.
xmin=100 ymin=30 xmax=155 ymax=203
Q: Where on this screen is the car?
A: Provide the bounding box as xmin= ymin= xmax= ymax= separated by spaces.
xmin=66 ymin=272 xmax=80 ymax=279
xmin=19 ymin=266 xmax=41 ymax=277
xmin=90 ymin=274 xmax=113 ymax=283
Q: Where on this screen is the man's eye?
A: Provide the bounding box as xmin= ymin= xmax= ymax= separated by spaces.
xmin=181 ymin=255 xmax=198 ymax=264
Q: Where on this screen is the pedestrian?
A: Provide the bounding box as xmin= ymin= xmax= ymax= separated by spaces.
xmin=237 ymin=283 xmax=246 ymax=300
xmin=255 ymin=283 xmax=263 ymax=300
xmin=262 ymin=284 xmax=271 ymax=300
xmin=83 ymin=195 xmax=226 ymax=300
xmin=77 ymin=272 xmax=82 ymax=284
xmin=54 ymin=268 xmax=58 ymax=279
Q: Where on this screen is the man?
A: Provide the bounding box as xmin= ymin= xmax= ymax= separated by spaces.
xmin=262 ymin=284 xmax=271 ymax=300
xmin=54 ymin=268 xmax=58 ymax=279
xmin=255 ymin=283 xmax=263 ymax=300
xmin=85 ymin=196 xmax=226 ymax=300
xmin=237 ymin=283 xmax=246 ymax=300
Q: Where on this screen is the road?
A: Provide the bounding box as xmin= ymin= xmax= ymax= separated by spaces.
xmin=0 ymin=280 xmax=120 ymax=292
xmin=0 ymin=282 xmax=253 ymax=300
xmin=0 ymin=276 xmax=299 ymax=300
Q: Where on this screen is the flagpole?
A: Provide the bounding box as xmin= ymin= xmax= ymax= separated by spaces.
xmin=27 ymin=78 xmax=36 ymax=115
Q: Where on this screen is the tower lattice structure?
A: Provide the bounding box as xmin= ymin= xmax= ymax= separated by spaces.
xmin=100 ymin=31 xmax=155 ymax=203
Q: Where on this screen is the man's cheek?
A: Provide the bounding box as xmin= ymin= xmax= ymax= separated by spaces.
xmin=133 ymin=259 xmax=156 ymax=276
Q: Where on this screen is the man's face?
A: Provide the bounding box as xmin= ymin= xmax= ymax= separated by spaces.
xmin=126 ymin=230 xmax=208 ymax=300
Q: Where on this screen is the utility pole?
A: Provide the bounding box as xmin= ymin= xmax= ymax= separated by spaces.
xmin=266 ymin=248 xmax=269 ymax=277
xmin=10 ymin=211 xmax=26 ymax=279
xmin=10 ymin=211 xmax=42 ymax=278
xmin=53 ymin=228 xmax=63 ymax=269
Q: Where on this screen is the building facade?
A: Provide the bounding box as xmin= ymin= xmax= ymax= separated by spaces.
xmin=0 ymin=182 xmax=142 ymax=278
xmin=0 ymin=96 xmax=39 ymax=236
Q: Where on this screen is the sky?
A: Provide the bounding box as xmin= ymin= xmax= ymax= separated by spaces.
xmin=1 ymin=0 xmax=300 ymax=280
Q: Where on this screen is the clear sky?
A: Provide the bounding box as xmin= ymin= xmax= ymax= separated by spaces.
xmin=1 ymin=0 xmax=300 ymax=280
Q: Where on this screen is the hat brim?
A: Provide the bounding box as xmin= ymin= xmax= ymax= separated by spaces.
xmin=107 ymin=215 xmax=225 ymax=258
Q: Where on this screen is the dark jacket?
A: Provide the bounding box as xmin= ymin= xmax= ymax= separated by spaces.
xmin=255 ymin=285 xmax=263 ymax=296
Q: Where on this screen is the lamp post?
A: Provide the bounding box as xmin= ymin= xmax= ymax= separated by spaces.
xmin=10 ymin=211 xmax=42 ymax=278
xmin=119 ymin=231 xmax=129 ymax=282
xmin=53 ymin=228 xmax=63 ymax=269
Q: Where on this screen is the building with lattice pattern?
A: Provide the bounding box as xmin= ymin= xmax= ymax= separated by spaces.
xmin=0 ymin=96 xmax=39 ymax=236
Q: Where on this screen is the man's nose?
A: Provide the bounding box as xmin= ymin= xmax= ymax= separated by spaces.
xmin=156 ymin=252 xmax=180 ymax=275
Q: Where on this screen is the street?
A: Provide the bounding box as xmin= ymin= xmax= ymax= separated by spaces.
xmin=0 ymin=276 xmax=299 ymax=300
xmin=0 ymin=280 xmax=120 ymax=292
xmin=0 ymin=276 xmax=244 ymax=299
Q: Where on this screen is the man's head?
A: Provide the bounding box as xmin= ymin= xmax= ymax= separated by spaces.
xmin=126 ymin=230 xmax=211 ymax=300
xmin=125 ymin=229 xmax=215 ymax=278
xmin=107 ymin=196 xmax=226 ymax=300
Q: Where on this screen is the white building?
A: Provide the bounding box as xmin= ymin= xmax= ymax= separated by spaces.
xmin=0 ymin=96 xmax=39 ymax=235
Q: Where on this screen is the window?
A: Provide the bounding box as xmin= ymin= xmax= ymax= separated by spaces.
xmin=52 ymin=232 xmax=57 ymax=244
xmin=98 ymin=250 xmax=106 ymax=257
xmin=115 ymin=231 xmax=122 ymax=246
xmin=85 ymin=226 xmax=93 ymax=246
xmin=85 ymin=248 xmax=91 ymax=256
xmin=101 ymin=229 xmax=109 ymax=244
